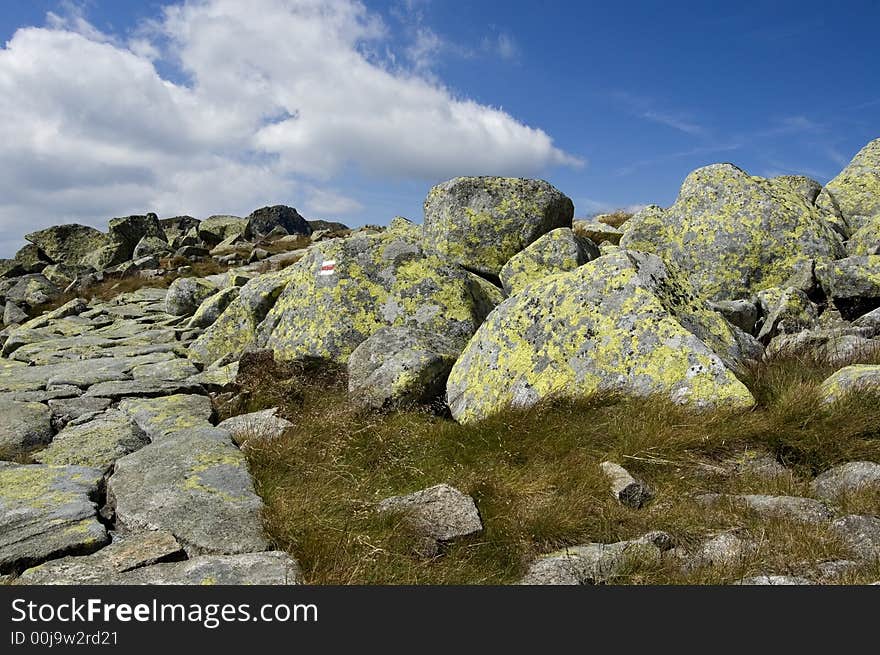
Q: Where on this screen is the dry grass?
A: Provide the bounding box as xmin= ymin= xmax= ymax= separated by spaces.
xmin=597 ymin=210 xmax=634 ymax=228
xmin=243 ymin=353 xmax=880 ymax=584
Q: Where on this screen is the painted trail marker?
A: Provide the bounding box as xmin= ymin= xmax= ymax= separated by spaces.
xmin=319 ymin=259 xmax=337 ymax=276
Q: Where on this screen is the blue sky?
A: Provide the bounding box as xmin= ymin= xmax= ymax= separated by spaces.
xmin=0 ymin=0 xmax=877 ymax=256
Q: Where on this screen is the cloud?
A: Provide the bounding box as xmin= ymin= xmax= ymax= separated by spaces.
xmin=0 ymin=0 xmax=578 ymax=256
xmin=482 ymin=32 xmax=519 ymax=61
xmin=610 ymin=91 xmax=708 ymax=137
xmin=640 ymin=110 xmax=706 ymax=136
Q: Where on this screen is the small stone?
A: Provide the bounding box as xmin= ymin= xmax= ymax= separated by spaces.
xmin=377 ymin=483 xmax=482 ymax=548
xmin=736 ymin=575 xmax=814 ymax=585
xmin=694 ymin=532 xmax=757 ymax=568
xmin=216 ymin=408 xmax=293 ymax=447
xmin=0 ymin=399 xmax=53 ymax=458
xmin=33 ymin=410 xmax=149 ymax=471
xmin=599 ymin=461 xmax=653 ymax=508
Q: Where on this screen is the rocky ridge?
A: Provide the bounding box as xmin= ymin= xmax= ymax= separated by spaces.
xmin=1 ymin=138 xmax=880 ymax=585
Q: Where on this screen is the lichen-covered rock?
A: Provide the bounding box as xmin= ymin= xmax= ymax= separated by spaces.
xmin=256 ymin=230 xmax=503 ymax=365
xmin=47 ymin=396 xmax=113 ymax=431
xmin=24 ymin=224 xmax=107 ymax=267
xmin=0 ymin=463 xmax=108 ymax=573
xmin=447 ymin=250 xmax=754 ymax=424
xmin=824 ymin=138 xmax=880 ymax=231
xmin=15 ymin=530 xmax=184 ymax=584
xmin=816 ymin=256 xmax=880 ymax=319
xmin=694 ymin=531 xmax=757 ymax=568
xmin=165 ymin=277 xmax=217 ymax=316
xmin=708 ymin=299 xmax=759 ymax=334
xmin=246 ymin=205 xmax=312 ymax=237
xmin=519 ymin=532 xmax=672 ymax=585
xmin=107 ymin=429 xmax=270 ymax=555
xmin=819 ymin=365 xmax=880 ymax=403
xmin=187 ymin=286 xmax=238 ymax=329
xmin=131 ymin=358 xmax=200 ymax=382
xmin=347 ymin=326 xmax=460 ymax=411
xmin=423 ymin=176 xmax=574 ymax=277
xmin=831 ymin=514 xmax=880 ymax=560
xmin=620 ymin=164 xmax=845 ymax=301
xmin=846 ymin=215 xmax=880 ymax=256
xmin=117 ymin=394 xmax=214 ymax=441
xmin=755 ymin=287 xmax=818 ymax=342
xmin=0 ymin=399 xmax=53 ymax=458
xmin=198 ymin=215 xmax=250 ymax=245
xmin=3 ymin=302 xmax=27 ymax=326
xmin=773 ymin=174 xmax=823 ymax=204
xmin=12 ymin=244 xmax=50 ymax=273
xmin=811 ymin=461 xmax=880 ymax=501
xmin=572 ymin=220 xmax=623 ymax=245
xmin=132 ymin=235 xmax=172 ymax=260
xmin=5 ymin=274 xmax=59 ymax=307
xmin=499 ymin=227 xmax=598 ymax=295
xmin=111 ymin=552 xmax=302 ymax=585
xmin=33 ymin=410 xmax=149 ymax=471
xmin=87 ymin=214 xmax=164 ymax=269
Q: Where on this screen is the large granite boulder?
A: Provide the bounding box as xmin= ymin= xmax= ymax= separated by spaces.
xmin=620 ymin=164 xmax=845 ymax=301
xmin=825 ymin=138 xmax=880 ymax=232
xmin=87 ymin=214 xmax=165 ymax=269
xmin=24 ymin=224 xmax=108 ymax=267
xmin=198 ymin=215 xmax=251 ymax=245
xmin=0 ymin=463 xmax=108 ymax=573
xmin=165 ymin=277 xmax=218 ymax=316
xmin=252 ymin=229 xmax=503 ymax=365
xmin=422 ymin=176 xmax=574 ymax=277
xmin=815 ymin=256 xmax=880 ymax=319
xmin=246 ymin=205 xmax=312 ymax=237
xmin=499 ymin=227 xmax=598 ymax=295
xmin=447 ymin=250 xmax=754 ymax=424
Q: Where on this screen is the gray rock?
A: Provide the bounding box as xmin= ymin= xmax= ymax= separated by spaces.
xmin=819 ymin=365 xmax=880 ymax=404
xmin=216 ymin=408 xmax=293 ymax=447
xmin=0 ymin=464 xmax=108 ymax=573
xmin=132 ymin=235 xmax=172 ymax=260
xmin=499 ymin=227 xmax=598 ymax=295
xmin=377 ymin=484 xmax=483 ymax=550
xmin=114 ymin=551 xmax=302 ymax=585
xmin=732 ymin=494 xmax=834 ymax=523
xmin=187 ymin=286 xmax=238 ymax=329
xmin=198 ymin=215 xmax=250 ymax=245
xmin=694 ymin=531 xmax=757 ymax=568
xmin=423 ymin=176 xmax=574 ymax=277
xmin=16 ymin=530 xmax=184 ymax=584
xmin=246 ymin=205 xmax=311 ymax=238
xmin=755 ymin=287 xmax=818 ymax=342
xmin=768 ymin=329 xmax=880 ymax=366
xmin=599 ymin=461 xmax=653 ymax=508
xmin=811 ymin=461 xmax=880 ymax=501
xmin=831 ymin=515 xmax=880 ymax=560
xmin=130 ymin=358 xmax=200 ymax=382
xmin=165 ymin=277 xmax=218 ymax=316
xmin=708 ymin=299 xmax=759 ymax=334
xmin=48 ymin=396 xmax=113 ymax=430
xmin=83 ymin=378 xmax=204 ymax=400
xmin=572 ymin=220 xmax=623 ymax=245
xmin=816 ymin=256 xmax=880 ymax=319
xmin=33 ymin=410 xmax=149 ymax=471
xmin=347 ymin=326 xmax=460 ymax=411
xmin=88 ymin=214 xmax=165 ymax=269
xmin=0 ymin=399 xmax=53 ymax=458
xmin=24 ymin=225 xmax=107 ymax=268
xmin=853 ymin=306 xmax=880 ymax=334
xmin=824 ymin=138 xmax=880 ymax=231
xmin=620 ymin=165 xmax=844 ymax=301
xmin=519 ymin=532 xmax=672 ymax=585
xmin=107 ymin=429 xmax=270 ymax=555
xmin=3 ymin=302 xmax=28 ymax=325
xmin=447 ymin=250 xmax=754 ymax=424
xmin=117 ymin=394 xmax=214 ymax=441
xmin=5 ymin=274 xmax=59 ymax=307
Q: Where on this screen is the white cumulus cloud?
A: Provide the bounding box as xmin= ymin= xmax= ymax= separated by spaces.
xmin=0 ymin=0 xmax=580 ymax=256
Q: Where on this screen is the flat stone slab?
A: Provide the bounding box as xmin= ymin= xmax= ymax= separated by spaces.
xmin=117 ymin=551 xmax=302 ymax=585
xmin=0 ymin=385 xmax=83 ymax=403
xmin=107 ymin=430 xmax=270 ymax=555
xmin=34 ymin=410 xmax=149 ymax=472
xmin=131 ymin=358 xmax=200 ymax=382
xmin=698 ymin=493 xmax=834 ymax=524
xmin=84 ymin=379 xmax=205 ymax=399
xmin=47 ymin=352 xmax=175 ymax=388
xmin=0 ymin=463 xmax=108 ymax=573
xmin=0 ymin=399 xmax=53 ymax=458
xmin=118 ymin=394 xmax=214 ymax=441
xmin=48 ymin=397 xmax=113 ymax=430
xmin=16 ymin=530 xmax=184 ymax=584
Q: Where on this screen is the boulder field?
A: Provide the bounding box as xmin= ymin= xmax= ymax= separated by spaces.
xmin=1 ymin=137 xmax=880 ymax=584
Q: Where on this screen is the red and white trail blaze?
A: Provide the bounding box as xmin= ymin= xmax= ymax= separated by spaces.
xmin=318 ymin=260 xmax=336 ymax=276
